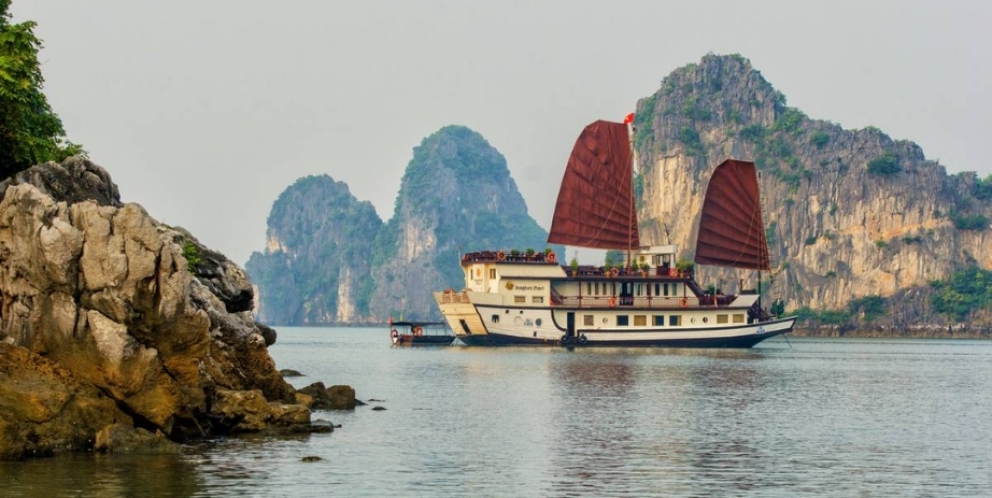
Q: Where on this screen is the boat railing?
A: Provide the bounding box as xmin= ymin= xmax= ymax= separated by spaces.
xmin=567 ymin=265 xmax=694 ymax=280
xmin=555 ymin=295 xmax=734 ymax=309
xmin=438 ymin=289 xmax=471 ymax=304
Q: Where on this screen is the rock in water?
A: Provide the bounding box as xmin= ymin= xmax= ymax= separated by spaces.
xmin=0 ymin=157 xmax=310 ymax=458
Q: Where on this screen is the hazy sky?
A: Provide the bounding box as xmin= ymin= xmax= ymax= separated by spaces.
xmin=12 ymin=1 xmax=992 ymax=266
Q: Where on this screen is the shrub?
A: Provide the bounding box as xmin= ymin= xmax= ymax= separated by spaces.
xmin=804 ymin=236 xmax=818 ymax=246
xmin=824 ymin=271 xmax=837 ymax=278
xmin=975 ymin=174 xmax=992 ymax=200
xmin=930 ymin=267 xmax=992 ymax=321
xmin=952 ymin=213 xmax=989 ymax=231
xmin=738 ymin=124 xmax=766 ymax=143
xmin=867 ymin=154 xmax=901 ymax=176
xmin=811 ymin=131 xmax=830 ymax=149
xmin=848 ymin=295 xmax=887 ymax=321
xmin=773 ymin=108 xmax=806 ymax=135
xmin=182 ymin=241 xmax=202 ymax=270
xmin=679 ymin=127 xmax=704 ymax=156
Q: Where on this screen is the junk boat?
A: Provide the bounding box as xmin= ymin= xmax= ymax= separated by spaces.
xmin=432 ymin=114 xmax=795 ymax=347
xmin=389 ymin=319 xmax=456 ymax=346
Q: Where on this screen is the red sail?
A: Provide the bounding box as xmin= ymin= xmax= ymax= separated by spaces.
xmin=547 ymin=120 xmax=639 ymax=250
xmin=694 ymin=159 xmax=770 ymax=270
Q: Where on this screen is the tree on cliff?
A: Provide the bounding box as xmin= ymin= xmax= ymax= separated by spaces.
xmin=0 ymin=0 xmax=82 ymax=180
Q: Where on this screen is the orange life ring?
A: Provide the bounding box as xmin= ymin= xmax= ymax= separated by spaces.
xmin=679 ymin=297 xmax=689 ymax=308
xmin=547 ymin=252 xmax=556 ymax=263
xmin=496 ymin=251 xmax=506 ymax=261
xmin=413 ymin=326 xmax=423 ymax=336
xmin=668 ymin=267 xmax=678 ymax=277
xmin=390 ymin=329 xmax=398 ymax=338
xmin=608 ymin=297 xmax=618 ymax=308
xmin=610 ymin=268 xmax=619 ymax=277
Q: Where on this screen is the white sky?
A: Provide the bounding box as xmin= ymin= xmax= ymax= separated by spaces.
xmin=12 ymin=1 xmax=992 ymax=266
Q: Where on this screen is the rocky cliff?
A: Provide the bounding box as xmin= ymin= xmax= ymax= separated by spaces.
xmin=249 ymin=126 xmax=558 ymax=324
xmin=246 ymin=176 xmax=382 ymax=325
xmin=0 ymin=158 xmax=324 ymax=459
xmin=634 ymin=54 xmax=992 ymax=327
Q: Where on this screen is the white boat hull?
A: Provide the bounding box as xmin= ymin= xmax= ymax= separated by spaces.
xmin=437 ymin=299 xmax=795 ymax=348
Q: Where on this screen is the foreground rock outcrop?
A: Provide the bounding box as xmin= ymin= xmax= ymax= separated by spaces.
xmin=0 ymin=157 xmax=324 ymax=459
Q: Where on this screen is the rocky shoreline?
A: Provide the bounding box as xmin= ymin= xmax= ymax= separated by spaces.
xmin=791 ymin=326 xmax=992 ymax=340
xmin=0 ymin=158 xmax=350 ymax=459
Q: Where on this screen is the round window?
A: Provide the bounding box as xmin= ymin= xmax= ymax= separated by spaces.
xmin=702 ymin=317 xmax=709 ymax=323
xmin=535 ymin=318 xmax=543 ymax=327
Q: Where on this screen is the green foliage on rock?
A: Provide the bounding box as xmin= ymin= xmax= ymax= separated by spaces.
xmin=951 ymin=213 xmax=989 ymax=231
xmin=867 ymin=154 xmax=901 ymax=176
xmin=848 ymin=295 xmax=887 ymax=321
xmin=772 ymin=107 xmax=806 ymax=135
xmin=975 ymin=174 xmax=992 ymax=200
xmin=811 ymin=131 xmax=830 ymax=149
xmin=0 ymin=1 xmax=83 ymax=179
xmin=930 ymin=267 xmax=992 ymax=321
xmin=738 ymin=124 xmax=766 ymax=143
xmin=182 ymin=241 xmax=202 ymax=270
xmin=793 ymin=307 xmax=851 ymax=325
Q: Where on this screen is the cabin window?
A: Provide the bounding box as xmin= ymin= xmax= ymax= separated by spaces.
xmin=663 ymin=283 xmax=670 ymax=297
xmin=702 ymin=317 xmax=709 ymax=323
xmin=491 ymin=315 xmax=499 ymax=324
xmin=532 ymin=296 xmax=544 ymax=304
xmin=535 ymin=318 xmax=543 ymax=327
xmin=654 ymin=283 xmax=661 ymax=296
xmin=669 ymin=315 xmax=681 ymax=326
xmin=489 ymin=269 xmax=496 ymax=279
xmin=617 ymin=315 xmax=629 ymax=326
xmin=514 ymin=296 xmax=526 ymax=304
xmin=653 ymin=315 xmax=665 ymax=326
xmin=733 ymin=314 xmax=745 ymax=323
xmin=636 ymin=284 xmax=643 ymax=296
xmin=717 ymin=314 xmax=728 ymax=324
xmin=583 ymin=315 xmax=594 ymax=326
xmin=633 ymin=315 xmax=646 ymax=326
xmin=586 ymin=282 xmax=592 ymax=295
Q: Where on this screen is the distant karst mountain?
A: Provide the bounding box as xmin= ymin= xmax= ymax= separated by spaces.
xmin=247 ymin=126 xmax=558 ymax=325
xmin=633 ymin=53 xmax=992 ymax=330
xmin=246 ymin=176 xmax=382 ymax=324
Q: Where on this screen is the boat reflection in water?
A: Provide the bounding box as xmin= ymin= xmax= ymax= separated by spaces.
xmin=544 ymin=348 xmax=770 ymax=495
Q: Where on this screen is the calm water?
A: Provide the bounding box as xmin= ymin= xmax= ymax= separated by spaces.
xmin=2 ymin=328 xmax=991 ymax=497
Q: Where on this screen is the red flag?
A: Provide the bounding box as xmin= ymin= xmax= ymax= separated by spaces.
xmin=623 ymin=113 xmax=635 ymax=124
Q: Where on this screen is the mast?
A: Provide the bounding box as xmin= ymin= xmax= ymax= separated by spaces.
xmin=625 ymin=112 xmax=637 ymax=267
